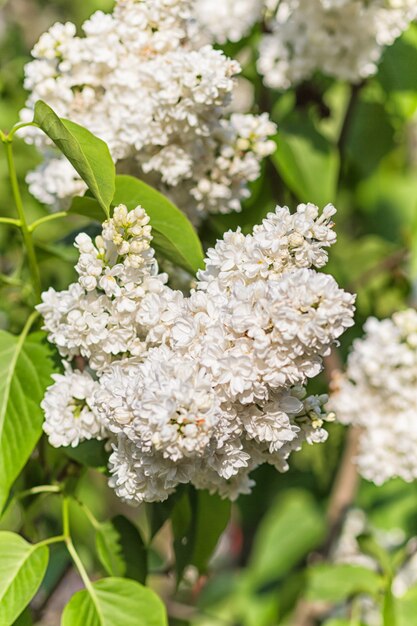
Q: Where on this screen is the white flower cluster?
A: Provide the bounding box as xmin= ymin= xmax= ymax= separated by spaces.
xmin=330 ymin=309 xmax=417 ymax=485
xmin=258 ymin=0 xmax=417 ymax=89
xmin=39 ymin=202 xmax=355 ymax=503
xmin=194 ymin=0 xmax=262 ymax=44
xmin=21 ymin=0 xmax=276 ymax=221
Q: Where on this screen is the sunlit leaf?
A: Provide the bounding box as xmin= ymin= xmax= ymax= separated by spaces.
xmin=0 ymin=532 xmax=49 ymax=625
xmin=61 ymin=577 xmax=167 ymax=626
xmin=0 ymin=331 xmax=56 ymax=513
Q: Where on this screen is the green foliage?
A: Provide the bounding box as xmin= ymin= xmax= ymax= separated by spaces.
xmin=345 ymin=99 xmax=396 ymax=178
xmin=33 ymin=101 xmax=115 ymax=217
xmin=0 ymin=532 xmax=49 ymax=625
xmin=377 ymin=23 xmax=417 ymax=119
xmin=306 ymin=563 xmax=383 ymax=603
xmin=248 ymin=490 xmax=325 ymax=585
xmin=272 ymin=113 xmax=339 ymax=206
xmin=12 ymin=609 xmax=33 ymax=626
xmin=190 ymin=491 xmax=231 ymax=573
xmin=0 ymin=330 xmax=56 ymax=513
xmin=64 ymin=440 xmax=109 ymax=470
xmin=113 ymin=175 xmax=205 ymax=274
xmin=96 ymin=516 xmax=147 ymax=583
xmin=61 ymin=578 xmax=167 ymax=626
xmin=172 ymin=489 xmax=231 ymax=579
xmin=147 ymin=488 xmax=188 ymax=539
xmin=69 ymin=196 xmax=106 ymax=222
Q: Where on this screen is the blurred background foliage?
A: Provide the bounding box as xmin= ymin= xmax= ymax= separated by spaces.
xmin=1 ymin=1 xmax=417 ymax=625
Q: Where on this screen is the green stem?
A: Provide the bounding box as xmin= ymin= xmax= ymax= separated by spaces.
xmin=8 ymin=121 xmax=39 ymax=140
xmin=4 ymin=139 xmax=42 ymax=300
xmin=62 ymin=497 xmax=97 ymax=598
xmin=21 ymin=309 xmax=40 ymax=336
xmin=18 ymin=485 xmax=61 ymax=500
xmin=0 ymin=216 xmax=21 ymax=227
xmin=62 ymin=496 xmax=70 ymax=538
xmin=0 ymin=273 xmax=23 ymax=287
xmin=36 ymin=534 xmax=66 ymax=549
xmin=29 ymin=211 xmax=67 ymax=233
xmin=76 ymin=498 xmax=101 ymax=530
xmin=382 ymin=578 xmax=397 ymax=626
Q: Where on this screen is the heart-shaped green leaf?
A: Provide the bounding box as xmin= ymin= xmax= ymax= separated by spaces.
xmin=61 ymin=578 xmax=167 ymax=626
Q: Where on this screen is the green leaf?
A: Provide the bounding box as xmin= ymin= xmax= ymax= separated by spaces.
xmin=33 ymin=101 xmax=115 ymax=217
xmin=0 ymin=331 xmax=56 ymax=513
xmin=0 ymin=532 xmax=49 ymax=625
xmin=190 ymin=491 xmax=231 ymax=573
xmin=377 ymin=23 xmax=417 ymax=119
xmin=64 ymin=440 xmax=109 ymax=470
xmin=248 ymin=490 xmax=325 ymax=585
xmin=346 ymin=100 xmax=395 ymax=178
xmin=12 ymin=608 xmax=32 ymax=625
xmin=68 ymin=196 xmax=106 ymax=222
xmin=172 ymin=490 xmax=231 ymax=580
xmin=61 ymin=577 xmax=167 ymax=626
xmin=172 ymin=490 xmax=193 ymax=581
xmin=147 ymin=487 xmax=188 ymax=539
xmin=96 ymin=516 xmax=147 ymax=583
xmin=306 ymin=563 xmax=383 ymax=603
xmin=113 ymin=175 xmax=204 ymax=274
xmin=271 ymin=114 xmax=339 ymax=206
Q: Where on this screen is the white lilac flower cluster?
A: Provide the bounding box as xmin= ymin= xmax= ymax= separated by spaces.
xmin=194 ymin=0 xmax=263 ymax=44
xmin=330 ymin=309 xmax=417 ymax=485
xmin=39 ymin=202 xmax=355 ymax=503
xmin=21 ymin=0 xmax=276 ymax=222
xmin=257 ymin=0 xmax=417 ymax=90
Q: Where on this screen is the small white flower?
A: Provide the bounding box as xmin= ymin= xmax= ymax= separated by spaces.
xmin=42 ymin=367 xmax=105 ymax=447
